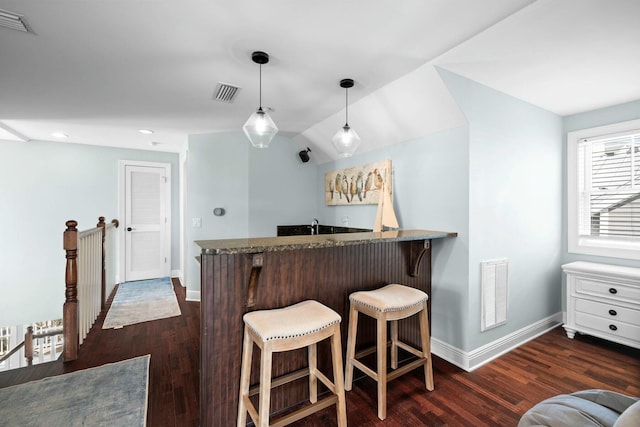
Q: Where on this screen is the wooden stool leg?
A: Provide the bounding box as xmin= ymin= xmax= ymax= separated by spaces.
xmin=377 ymin=315 xmax=388 ymax=420
xmin=390 ymin=319 xmax=398 ymax=370
xmin=331 ymin=325 xmax=348 ymax=427
xmin=237 ymin=327 xmax=253 ymax=427
xmin=344 ymin=305 xmax=358 ymax=391
xmin=258 ymin=345 xmax=273 ymax=427
xmin=420 ymin=302 xmax=434 ymax=391
xmin=308 ymin=342 xmax=318 ymax=404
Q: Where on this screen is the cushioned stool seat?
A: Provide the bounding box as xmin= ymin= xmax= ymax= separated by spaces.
xmin=237 ymin=300 xmax=347 ymax=427
xmin=345 ymin=284 xmax=433 ymax=420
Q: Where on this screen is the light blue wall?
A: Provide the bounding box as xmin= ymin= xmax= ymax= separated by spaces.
xmin=317 ymin=126 xmax=470 ymax=348
xmin=0 ymin=140 xmax=180 ymax=326
xmin=248 ymin=135 xmax=318 ymax=237
xmin=440 ymin=69 xmax=564 ymax=350
xmin=562 ymin=99 xmax=640 ymax=268
xmin=316 ymin=70 xmax=564 ymax=351
xmin=186 ymin=132 xmax=317 ymax=293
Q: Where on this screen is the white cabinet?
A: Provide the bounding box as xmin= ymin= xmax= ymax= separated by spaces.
xmin=562 ymin=261 xmax=640 ymax=349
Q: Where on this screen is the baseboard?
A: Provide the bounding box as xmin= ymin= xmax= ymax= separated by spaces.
xmin=186 ymin=289 xmax=201 ymax=302
xmin=171 ymin=269 xmax=183 ymax=285
xmin=431 ymin=312 xmax=563 ymax=372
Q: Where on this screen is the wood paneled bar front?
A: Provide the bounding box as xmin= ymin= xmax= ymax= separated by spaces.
xmin=196 ymin=229 xmax=457 ymax=426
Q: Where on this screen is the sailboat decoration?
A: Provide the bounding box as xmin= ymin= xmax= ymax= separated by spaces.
xmin=373 ymin=168 xmax=399 ymax=232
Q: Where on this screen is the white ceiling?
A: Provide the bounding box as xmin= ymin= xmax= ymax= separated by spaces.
xmin=1 ymin=0 xmax=639 ymax=162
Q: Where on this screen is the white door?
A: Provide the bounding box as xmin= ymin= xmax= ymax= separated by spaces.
xmin=123 ymin=163 xmax=171 ymax=281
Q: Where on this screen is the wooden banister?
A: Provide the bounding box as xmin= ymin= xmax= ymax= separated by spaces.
xmin=0 ymin=340 xmax=24 ymax=364
xmin=61 ymin=216 xmax=119 ymax=363
xmin=97 ymin=216 xmax=106 ymax=310
xmin=63 ymin=220 xmax=79 ymax=362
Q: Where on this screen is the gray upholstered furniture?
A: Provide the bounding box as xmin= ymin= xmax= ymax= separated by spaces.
xmin=518 ymin=389 xmax=640 ymax=427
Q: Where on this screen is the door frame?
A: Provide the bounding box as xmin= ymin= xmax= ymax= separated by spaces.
xmin=118 ymin=160 xmax=172 ymax=283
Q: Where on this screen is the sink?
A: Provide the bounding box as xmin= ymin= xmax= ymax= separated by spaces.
xmin=276 ymin=224 xmax=371 ymax=236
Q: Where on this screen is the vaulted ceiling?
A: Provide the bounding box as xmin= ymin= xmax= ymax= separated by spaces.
xmin=1 ymin=0 xmax=639 ymax=163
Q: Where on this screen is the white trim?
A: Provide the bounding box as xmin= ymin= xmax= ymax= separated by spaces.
xmin=118 ymin=160 xmax=172 ymax=281
xmin=180 ymin=149 xmax=189 ymax=296
xmin=567 ymin=118 xmax=640 ymax=261
xmin=431 ymin=312 xmax=563 ymax=372
xmin=186 ymin=289 xmax=201 ymax=302
xmin=171 ymin=269 xmax=183 ymax=284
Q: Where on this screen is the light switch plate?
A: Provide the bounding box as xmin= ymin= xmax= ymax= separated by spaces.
xmin=192 ymin=217 xmax=202 ymax=228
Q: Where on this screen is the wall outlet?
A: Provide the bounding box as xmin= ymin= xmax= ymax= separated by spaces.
xmin=192 ymin=217 xmax=202 ymax=228
xmin=342 ymin=216 xmax=349 ymax=226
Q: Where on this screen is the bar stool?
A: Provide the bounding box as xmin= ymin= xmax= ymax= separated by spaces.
xmin=344 ymin=284 xmax=433 ymax=420
xmin=237 ymin=300 xmax=347 ymax=427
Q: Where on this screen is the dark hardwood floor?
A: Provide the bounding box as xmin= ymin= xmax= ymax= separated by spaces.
xmin=1 ymin=279 xmax=638 ymax=426
xmin=0 ymin=278 xmax=200 ymax=427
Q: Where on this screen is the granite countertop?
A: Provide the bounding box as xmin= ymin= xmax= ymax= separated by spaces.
xmin=196 ymin=229 xmax=458 ymax=255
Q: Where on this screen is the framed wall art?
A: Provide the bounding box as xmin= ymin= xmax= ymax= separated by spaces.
xmin=325 ymin=159 xmax=392 ymax=206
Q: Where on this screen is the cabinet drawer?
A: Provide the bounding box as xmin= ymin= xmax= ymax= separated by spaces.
xmin=575 ymin=312 xmax=640 ymax=343
xmin=575 ymin=277 xmax=640 ymax=303
xmin=575 ymin=299 xmax=640 ymax=326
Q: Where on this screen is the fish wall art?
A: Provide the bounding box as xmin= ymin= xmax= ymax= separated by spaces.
xmin=325 ymin=159 xmax=392 ymax=206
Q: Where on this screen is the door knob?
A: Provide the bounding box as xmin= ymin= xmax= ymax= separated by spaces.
xmin=127 ymin=227 xmax=134 ymax=231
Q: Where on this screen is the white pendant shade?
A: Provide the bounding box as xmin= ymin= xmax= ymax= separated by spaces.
xmin=243 ymin=108 xmax=278 ymax=148
xmin=332 ymin=125 xmax=361 ymax=158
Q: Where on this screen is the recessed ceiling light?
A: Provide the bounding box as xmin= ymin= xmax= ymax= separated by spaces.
xmin=51 ymin=132 xmax=68 ymax=138
xmin=138 ymin=129 xmax=154 ymax=134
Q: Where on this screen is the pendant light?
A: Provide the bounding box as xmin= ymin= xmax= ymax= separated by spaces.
xmin=332 ymin=78 xmax=361 ymax=157
xmin=243 ymin=51 xmax=278 ymax=148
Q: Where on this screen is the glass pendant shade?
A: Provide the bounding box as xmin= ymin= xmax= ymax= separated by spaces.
xmin=243 ymin=107 xmax=278 ymax=148
xmin=244 ymin=51 xmax=277 ymax=148
xmin=332 ymin=124 xmax=361 ymax=157
xmin=333 ymin=78 xmax=360 ymax=157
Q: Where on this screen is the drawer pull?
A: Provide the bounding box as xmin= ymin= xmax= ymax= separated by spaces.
xmin=609 ymin=324 xmax=618 ymax=331
xmin=608 ymin=288 xmax=618 ymax=294
xmin=608 ymin=309 xmax=617 ymax=316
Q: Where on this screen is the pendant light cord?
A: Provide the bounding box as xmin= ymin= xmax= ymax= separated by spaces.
xmin=345 ymin=86 xmax=349 ymax=126
xmin=259 ymin=64 xmax=262 ymax=110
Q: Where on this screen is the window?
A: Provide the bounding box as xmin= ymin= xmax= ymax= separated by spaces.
xmin=568 ymin=119 xmax=640 ymax=260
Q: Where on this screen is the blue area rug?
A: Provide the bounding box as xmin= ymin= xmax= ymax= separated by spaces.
xmin=102 ymin=277 xmax=181 ymax=329
xmin=0 ymin=355 xmax=150 ymax=426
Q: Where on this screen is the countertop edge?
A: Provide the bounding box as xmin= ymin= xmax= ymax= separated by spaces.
xmin=197 ymin=229 xmax=458 ymax=255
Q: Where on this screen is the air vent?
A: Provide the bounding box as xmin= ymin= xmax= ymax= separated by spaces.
xmin=213 ymin=82 xmax=241 ymax=103
xmin=0 ymin=9 xmax=34 ymax=33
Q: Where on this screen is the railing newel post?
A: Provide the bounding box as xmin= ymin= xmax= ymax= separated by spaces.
xmin=24 ymin=326 xmax=34 ymax=366
xmin=63 ymin=220 xmax=79 ymax=362
xmin=97 ymin=216 xmax=106 ymax=309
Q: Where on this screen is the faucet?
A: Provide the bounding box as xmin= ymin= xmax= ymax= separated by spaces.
xmin=311 ymin=218 xmax=319 ymax=235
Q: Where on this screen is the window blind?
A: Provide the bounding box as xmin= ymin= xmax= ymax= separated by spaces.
xmin=578 ymin=131 xmax=640 ymax=239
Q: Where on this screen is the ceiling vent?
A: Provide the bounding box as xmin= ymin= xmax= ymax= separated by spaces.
xmin=0 ymin=9 xmax=34 ymax=33
xmin=213 ymin=82 xmax=241 ymax=103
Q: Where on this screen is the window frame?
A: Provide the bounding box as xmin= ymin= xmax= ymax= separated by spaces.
xmin=567 ymin=118 xmax=640 ymax=261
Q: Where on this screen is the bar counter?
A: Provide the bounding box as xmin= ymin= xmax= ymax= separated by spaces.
xmin=196 ymin=229 xmax=457 ymax=426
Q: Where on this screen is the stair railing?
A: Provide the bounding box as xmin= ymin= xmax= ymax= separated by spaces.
xmin=1 ymin=324 xmax=63 ymax=370
xmin=63 ymin=216 xmax=119 ymax=362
